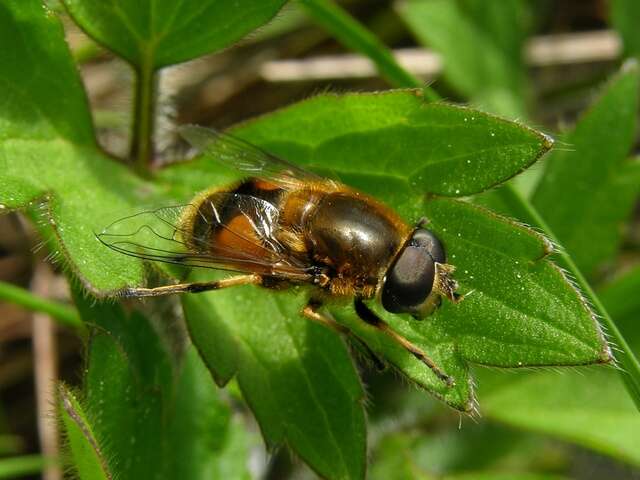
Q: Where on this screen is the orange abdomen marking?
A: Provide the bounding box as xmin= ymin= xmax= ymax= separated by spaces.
xmin=185 ymin=178 xmax=289 ymax=274
xmin=210 ymin=212 xmax=269 ymax=261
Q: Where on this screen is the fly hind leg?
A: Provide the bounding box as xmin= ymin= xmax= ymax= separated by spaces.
xmin=117 ymin=274 xmax=261 ymax=298
xmin=354 ymin=299 xmax=454 ymax=387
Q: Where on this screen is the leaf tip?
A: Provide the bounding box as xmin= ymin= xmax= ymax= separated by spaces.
xmin=595 ymin=329 xmax=615 ymax=365
xmin=599 ymin=345 xmax=615 ymax=365
xmin=58 ymin=383 xmax=74 ymax=409
xmin=541 ymin=131 xmax=555 ymax=152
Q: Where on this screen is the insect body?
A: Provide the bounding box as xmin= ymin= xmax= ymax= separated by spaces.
xmin=98 ymin=126 xmax=461 ymax=385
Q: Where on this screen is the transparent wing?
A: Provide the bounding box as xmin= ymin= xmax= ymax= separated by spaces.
xmin=179 ymin=125 xmax=322 ymax=188
xmin=96 ymin=194 xmax=312 ymax=277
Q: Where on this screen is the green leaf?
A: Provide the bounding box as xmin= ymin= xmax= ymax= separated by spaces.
xmin=168 ymin=349 xmax=256 ymax=480
xmin=167 ymin=96 xmax=601 ymax=414
xmin=477 ymin=268 xmax=640 ymax=464
xmin=71 ymin=292 xmax=255 ymax=479
xmin=0 ymin=2 xmax=94 ymax=145
xmin=77 ymin=297 xmax=174 ymax=479
xmin=0 ymin=0 xmax=165 ymax=293
xmin=610 ymin=0 xmax=640 ymax=58
xmin=58 ymin=386 xmax=112 ymax=480
xmin=230 ymin=91 xmax=552 ymax=197
xmin=397 ymin=0 xmax=533 ymax=118
xmin=423 ymin=199 xmax=608 ymax=366
xmin=532 ymin=61 xmax=640 ymax=277
xmin=279 ymin=0 xmax=622 ymax=422
xmin=59 ymin=0 xmax=287 ymax=171
xmin=334 ymin=198 xmax=609 ymax=410
xmin=183 ymin=285 xmax=366 ymax=480
xmin=370 ymin=433 xmax=428 ymax=480
xmin=479 ymin=367 xmax=640 ymax=467
xmin=370 ymin=422 xmax=568 ymax=480
xmin=62 ymin=0 xmax=287 ymax=68
xmin=481 ymin=183 xmax=640 ymax=411
xmin=476 ymin=259 xmax=640 ymax=463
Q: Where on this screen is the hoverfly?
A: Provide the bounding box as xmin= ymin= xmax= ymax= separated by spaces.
xmin=98 ymin=126 xmax=462 ymax=386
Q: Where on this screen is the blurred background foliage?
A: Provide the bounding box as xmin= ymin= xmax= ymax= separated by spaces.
xmin=1 ymin=0 xmax=640 ymax=479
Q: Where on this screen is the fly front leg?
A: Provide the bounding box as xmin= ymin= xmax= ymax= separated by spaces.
xmin=354 ymin=299 xmax=454 ymax=387
xmin=302 ymin=300 xmax=386 ymax=370
xmin=117 ymin=274 xmax=261 ymax=298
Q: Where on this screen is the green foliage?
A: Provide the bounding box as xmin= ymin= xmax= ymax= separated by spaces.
xmin=335 ymin=198 xmax=608 ymax=409
xmin=0 ymin=0 xmax=160 ymax=292
xmin=397 ymin=0 xmax=533 ymax=117
xmin=184 ymin=285 xmax=367 ymax=480
xmin=62 ymin=0 xmax=287 ymax=68
xmin=418 ymin=199 xmax=606 ymax=370
xmin=154 ymin=90 xmax=573 ymax=473
xmin=469 ymin=63 xmax=640 ymax=469
xmin=533 ymin=62 xmax=640 ymax=278
xmin=370 ymin=428 xmax=570 ymax=480
xmin=370 ymin=423 xmax=565 ymax=479
xmin=292 ymin=1 xmax=640 ymax=477
xmin=60 ymin=292 xmax=255 ymax=480
xmin=610 ymin=0 xmax=640 ymax=58
xmin=479 ymin=368 xmax=640 ymax=467
xmin=599 ymin=266 xmax=640 ymax=350
xmin=0 ymin=2 xmax=94 ymax=146
xmin=297 ymin=0 xmax=422 ymax=89
xmin=230 ymin=92 xmax=552 ymax=197
xmin=156 ymin=94 xmax=604 ymax=415
xmin=466 ymin=60 xmax=640 ymax=410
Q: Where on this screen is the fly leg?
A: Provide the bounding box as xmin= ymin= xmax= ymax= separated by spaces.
xmin=117 ymin=274 xmax=261 ymax=298
xmin=302 ymin=300 xmax=386 ymax=370
xmin=354 ymin=299 xmax=454 ymax=387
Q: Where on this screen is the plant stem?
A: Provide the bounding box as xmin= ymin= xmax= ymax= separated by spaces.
xmin=299 ymin=0 xmax=640 ymax=410
xmin=298 ymin=0 xmax=437 ymax=97
xmin=495 ymin=185 xmax=640 ymax=411
xmin=0 ymin=281 xmax=83 ymax=331
xmin=131 ymin=60 xmax=157 ymax=176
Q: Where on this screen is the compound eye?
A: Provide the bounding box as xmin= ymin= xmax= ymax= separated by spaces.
xmin=381 ymin=244 xmax=436 ymax=314
xmin=411 ymin=228 xmax=446 ymax=264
